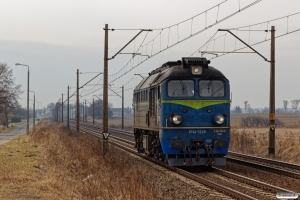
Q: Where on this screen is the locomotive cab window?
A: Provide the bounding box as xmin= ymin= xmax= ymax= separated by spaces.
xmin=168 ymin=80 xmax=194 ymax=97
xmin=199 ymin=80 xmax=224 ymax=97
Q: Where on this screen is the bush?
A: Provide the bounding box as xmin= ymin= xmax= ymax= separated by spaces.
xmin=240 ymin=116 xmax=283 ymax=128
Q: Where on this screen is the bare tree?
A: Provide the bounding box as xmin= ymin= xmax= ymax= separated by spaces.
xmin=243 ymin=100 xmax=250 ymax=113
xmin=246 ymin=104 xmax=253 ymax=113
xmin=283 ymin=100 xmax=288 ymax=113
xmin=0 ymin=63 xmax=23 ymax=127
xmin=291 ymin=99 xmax=300 ymax=113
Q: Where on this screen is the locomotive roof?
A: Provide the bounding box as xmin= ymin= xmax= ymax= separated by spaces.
xmin=134 ymin=59 xmax=227 ymax=91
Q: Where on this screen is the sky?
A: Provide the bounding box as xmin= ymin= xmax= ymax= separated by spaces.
xmin=1 ymin=0 xmax=300 ymax=110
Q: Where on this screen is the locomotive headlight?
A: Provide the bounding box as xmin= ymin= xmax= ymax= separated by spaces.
xmin=215 ymin=114 xmax=225 ymax=125
xmin=171 ymin=114 xmax=182 ymax=125
xmin=191 ymin=65 xmax=202 ymax=75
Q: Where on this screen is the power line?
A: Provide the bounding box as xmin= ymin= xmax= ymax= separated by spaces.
xmin=210 ymin=28 xmax=300 ymax=60
xmin=60 ymin=0 xmax=265 ymax=105
xmin=112 ymin=1 xmax=228 ymax=31
xmin=108 ymin=0 xmax=262 ymax=84
xmin=227 ymin=11 xmax=300 ymax=30
xmin=191 ymin=11 xmax=300 ymax=59
xmin=81 ymin=75 xmax=103 ymax=92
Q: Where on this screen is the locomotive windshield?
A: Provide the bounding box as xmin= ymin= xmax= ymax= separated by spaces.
xmin=168 ymin=80 xmax=194 ymax=97
xmin=199 ymin=80 xmax=224 ymax=97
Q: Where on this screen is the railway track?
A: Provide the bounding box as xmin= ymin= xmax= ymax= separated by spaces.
xmin=227 ymin=151 xmax=300 ymax=174
xmin=71 ymin=121 xmax=300 ymax=177
xmin=97 ymin=123 xmax=300 ymax=180
xmin=68 ymin=121 xmax=297 ymax=199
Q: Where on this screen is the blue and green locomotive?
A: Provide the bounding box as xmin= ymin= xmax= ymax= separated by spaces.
xmin=133 ymin=57 xmax=230 ymax=166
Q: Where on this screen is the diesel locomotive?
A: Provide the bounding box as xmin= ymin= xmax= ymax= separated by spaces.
xmin=133 ymin=57 xmax=230 ymax=166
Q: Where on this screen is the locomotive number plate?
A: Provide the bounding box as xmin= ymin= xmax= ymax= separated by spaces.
xmin=214 ymin=130 xmax=226 ymax=133
xmin=188 ymin=130 xmax=206 ymax=134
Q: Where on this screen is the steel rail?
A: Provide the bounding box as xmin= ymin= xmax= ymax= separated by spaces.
xmin=226 ymin=157 xmax=300 ymax=180
xmin=227 ymin=151 xmax=300 ymax=172
xmin=212 ymin=167 xmax=295 ymax=194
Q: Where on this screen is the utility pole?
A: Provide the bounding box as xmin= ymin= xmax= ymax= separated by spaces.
xmin=269 ymin=26 xmax=276 ymax=155
xmin=93 ymin=98 xmax=95 ymax=125
xmin=85 ymin=99 xmax=87 ymax=123
xmin=15 ymin=63 xmax=30 ymax=134
xmin=70 ymin=105 xmax=72 ymax=120
xmin=29 ymin=90 xmax=35 ymax=131
xmin=56 ymin=103 xmax=59 ymax=123
xmin=62 ymin=94 xmax=63 ymax=123
xmin=67 ymin=85 xmax=70 ymax=129
xmin=27 ymin=68 xmax=29 ymax=134
xmin=82 ymin=103 xmax=84 ymax=122
xmin=217 ymin=28 xmax=276 ymax=155
xmin=26 ymin=68 xmax=29 ymax=134
xmin=103 ymin=24 xmax=109 ymax=140
xmin=76 ymin=69 xmax=79 ymax=132
xmin=122 ymin=85 xmax=124 ymax=129
xmin=101 ymin=25 xmax=151 ymax=141
xmin=33 ymin=93 xmax=35 ymax=131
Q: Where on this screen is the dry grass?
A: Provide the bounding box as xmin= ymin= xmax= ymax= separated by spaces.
xmin=0 ymin=119 xmax=162 ymax=199
xmin=1 ymin=119 xmax=201 ymax=199
xmin=230 ymin=113 xmax=300 ymax=164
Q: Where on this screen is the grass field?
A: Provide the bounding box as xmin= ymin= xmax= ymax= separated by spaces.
xmin=230 ymin=113 xmax=300 ymax=164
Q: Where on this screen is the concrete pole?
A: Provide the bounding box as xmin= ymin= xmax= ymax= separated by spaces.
xmin=85 ymin=100 xmax=87 ymax=123
xmin=269 ymin=26 xmax=276 ymax=155
xmin=122 ymin=85 xmax=124 ymax=129
xmin=27 ymin=70 xmax=29 ymax=135
xmin=82 ymin=103 xmax=84 ymax=122
xmin=33 ymin=93 xmax=35 ymax=131
xmin=93 ymin=98 xmax=94 ymax=125
xmin=62 ymin=94 xmax=63 ymax=123
xmin=67 ymin=85 xmax=70 ymax=129
xmin=56 ymin=103 xmax=59 ymax=123
xmin=103 ymin=24 xmax=109 ymax=140
xmin=76 ymin=69 xmax=80 ymax=132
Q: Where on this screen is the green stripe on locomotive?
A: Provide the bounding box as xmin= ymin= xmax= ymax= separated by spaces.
xmin=160 ymin=99 xmax=230 ymax=109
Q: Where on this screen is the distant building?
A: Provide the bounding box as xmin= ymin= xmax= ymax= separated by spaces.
xmin=11 ymin=117 xmax=21 ymax=123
